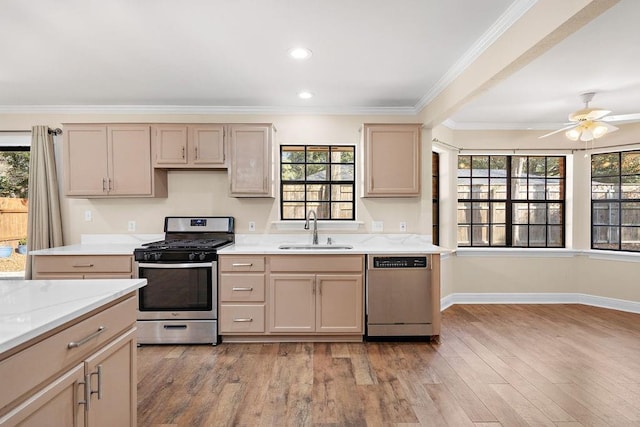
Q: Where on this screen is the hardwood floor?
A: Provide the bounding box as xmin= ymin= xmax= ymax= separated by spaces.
xmin=137 ymin=304 xmax=640 ymax=426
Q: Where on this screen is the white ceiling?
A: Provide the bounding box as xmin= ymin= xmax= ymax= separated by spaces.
xmin=1 ymin=0 xmax=639 ymax=130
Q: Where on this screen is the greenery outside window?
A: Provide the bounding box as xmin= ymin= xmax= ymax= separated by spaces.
xmin=280 ymin=145 xmax=355 ymax=220
xmin=457 ymin=155 xmax=565 ymax=247
xmin=591 ymin=150 xmax=640 ymax=252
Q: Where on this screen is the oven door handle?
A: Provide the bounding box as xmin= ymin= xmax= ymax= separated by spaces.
xmin=138 ymin=262 xmax=214 ymax=268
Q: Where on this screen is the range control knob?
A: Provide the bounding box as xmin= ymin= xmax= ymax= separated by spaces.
xmin=188 ymin=253 xmax=196 ymax=261
xmin=199 ymin=253 xmax=206 ymax=261
xmin=143 ymin=253 xmax=150 ymax=261
xmin=153 ymin=252 xmax=162 ymax=261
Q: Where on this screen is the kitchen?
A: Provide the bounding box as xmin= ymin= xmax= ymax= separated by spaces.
xmin=2 ymin=0 xmax=640 ymax=425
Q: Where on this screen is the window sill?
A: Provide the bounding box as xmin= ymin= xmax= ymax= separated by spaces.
xmin=272 ymin=220 xmax=364 ymax=231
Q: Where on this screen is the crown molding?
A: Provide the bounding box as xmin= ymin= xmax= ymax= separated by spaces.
xmin=414 ymin=0 xmax=538 ymax=112
xmin=442 ymin=118 xmax=565 ymax=131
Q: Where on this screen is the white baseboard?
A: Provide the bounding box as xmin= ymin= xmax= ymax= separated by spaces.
xmin=441 ymin=293 xmax=640 ymax=314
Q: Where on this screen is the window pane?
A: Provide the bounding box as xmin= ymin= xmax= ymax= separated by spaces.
xmin=512 ymin=203 xmax=528 ymax=224
xmin=306 ymin=184 xmax=329 ymax=201
xmin=511 ymin=178 xmax=528 ymax=199
xmin=282 ymin=184 xmax=305 ymax=201
xmin=529 ymin=203 xmax=547 ymax=224
xmin=330 ymin=147 xmax=354 ymax=163
xmin=592 ymin=153 xmax=619 ymax=176
xmin=471 ymin=156 xmax=489 ymax=176
xmin=528 ymin=157 xmax=546 ymax=177
xmin=512 ymin=225 xmax=528 ymax=246
xmin=309 ymin=202 xmax=330 ymax=218
xmin=331 ymin=184 xmax=353 ymax=201
xmin=282 ymin=202 xmax=306 ymax=219
xmin=457 ymin=178 xmax=471 ymax=199
xmin=511 ymin=156 xmax=528 ymax=177
xmin=621 ymin=175 xmax=640 ymax=199
xmin=307 ymin=146 xmax=329 ymax=163
xmin=548 ymin=226 xmax=563 ymax=247
xmin=548 ymin=203 xmax=562 ymax=224
xmin=547 ymin=157 xmax=563 ymax=177
xmin=528 ymin=225 xmax=546 ymax=247
xmin=471 ymin=178 xmax=489 ymax=199
xmin=331 ymin=203 xmax=353 ymax=219
xmin=621 ymin=227 xmax=640 ymax=251
xmin=472 ymin=225 xmax=489 ymax=246
xmin=491 ymin=225 xmax=506 ymax=245
xmin=592 ymin=226 xmax=619 ymax=249
xmin=458 ymin=156 xmax=471 ymax=176
xmin=457 ymin=202 xmax=471 ymax=223
xmin=281 ymin=146 xmax=305 ymax=163
xmin=306 ymin=164 xmax=327 ymax=180
xmin=621 ymin=202 xmax=640 ymax=225
xmin=528 ymin=179 xmax=546 ymax=200
xmin=458 ymin=225 xmax=470 ymax=246
xmin=281 ymin=164 xmax=305 ymax=181
xmin=491 ymin=202 xmax=506 ymax=223
xmin=331 ymin=164 xmax=354 ymax=181
xmin=489 ymin=156 xmax=507 ymax=176
xmin=592 ymin=202 xmax=619 ymax=225
xmin=592 ymin=176 xmax=619 ymax=199
xmin=472 ymin=202 xmax=489 ymax=224
xmin=489 ymin=178 xmax=507 ymax=199
xmin=547 ymin=179 xmax=563 ymax=200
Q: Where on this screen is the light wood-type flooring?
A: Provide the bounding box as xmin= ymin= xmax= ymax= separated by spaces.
xmin=137 ymin=304 xmax=640 ymax=426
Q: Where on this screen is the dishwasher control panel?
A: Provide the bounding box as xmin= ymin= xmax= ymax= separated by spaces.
xmin=371 ymin=256 xmax=428 ymax=269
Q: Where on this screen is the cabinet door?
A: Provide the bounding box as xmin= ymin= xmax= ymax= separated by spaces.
xmin=191 ymin=124 xmax=225 ymax=166
xmin=0 ymin=363 xmax=86 ymax=427
xmin=269 ymin=274 xmax=315 ymax=332
xmin=108 ymin=125 xmax=152 ymax=195
xmin=228 ymin=124 xmax=273 ymax=197
xmin=64 ymin=125 xmax=109 ymax=196
xmin=363 ymin=123 xmax=421 ymax=197
xmin=316 ymin=274 xmax=363 ymax=333
xmin=84 ymin=328 xmax=136 ymax=427
xmin=152 ymin=125 xmax=188 ymax=166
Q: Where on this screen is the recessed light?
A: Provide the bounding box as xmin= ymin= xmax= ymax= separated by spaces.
xmin=298 ymin=91 xmax=313 ymax=99
xmin=288 ymin=47 xmax=312 ymax=60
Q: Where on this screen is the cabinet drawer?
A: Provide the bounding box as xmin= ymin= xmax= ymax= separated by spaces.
xmin=220 ymin=256 xmax=265 ymax=272
xmin=0 ymin=296 xmax=136 ymax=412
xmin=270 ymin=255 xmax=364 ymax=273
xmin=220 ymin=305 xmax=265 ymax=333
xmin=33 ymin=255 xmax=133 ymax=274
xmin=220 ymin=274 xmax=265 ymax=302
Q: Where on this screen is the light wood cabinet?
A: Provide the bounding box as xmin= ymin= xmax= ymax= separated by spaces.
xmin=31 ymin=255 xmax=135 ymax=280
xmin=363 ymin=123 xmax=421 ymax=197
xmin=227 ymin=124 xmax=274 ymax=197
xmin=0 ymin=296 xmax=137 ymax=426
xmin=63 ymin=124 xmax=167 ymax=198
xmin=219 ymin=256 xmax=266 ymax=334
xmin=152 ymin=124 xmax=225 ymax=168
xmin=269 ymin=255 xmax=364 ymax=335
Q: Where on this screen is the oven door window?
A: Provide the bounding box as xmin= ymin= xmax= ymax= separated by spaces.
xmin=139 ymin=266 xmax=212 ymax=311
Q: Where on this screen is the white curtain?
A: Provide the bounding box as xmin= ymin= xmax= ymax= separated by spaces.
xmin=25 ymin=126 xmax=63 ymax=279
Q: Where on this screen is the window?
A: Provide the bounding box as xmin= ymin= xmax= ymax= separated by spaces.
xmin=457 ymin=155 xmax=565 ymax=247
xmin=432 ymin=152 xmax=440 ymax=245
xmin=591 ymin=150 xmax=640 ymax=252
xmin=280 ymin=145 xmax=355 ymax=220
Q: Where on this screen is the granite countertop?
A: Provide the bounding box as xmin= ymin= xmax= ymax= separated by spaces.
xmin=0 ymin=279 xmax=147 ymax=355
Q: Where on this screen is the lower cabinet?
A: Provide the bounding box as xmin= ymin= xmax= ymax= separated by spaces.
xmin=0 ymin=296 xmax=137 ymax=426
xmin=31 ymin=255 xmax=135 ymax=280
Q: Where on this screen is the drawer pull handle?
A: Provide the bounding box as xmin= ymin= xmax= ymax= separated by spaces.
xmin=164 ymin=324 xmax=188 ymax=329
xmin=233 ymin=318 xmax=253 ymax=322
xmin=72 ymin=264 xmax=94 ymax=268
xmin=232 ymin=287 xmax=254 ymax=291
xmin=90 ymin=365 xmax=103 ymax=400
xmin=68 ymin=326 xmax=105 ymax=349
xmin=232 ymin=263 xmax=253 ymax=267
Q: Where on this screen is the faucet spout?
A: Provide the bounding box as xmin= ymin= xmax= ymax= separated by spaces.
xmin=304 ymin=210 xmax=319 ymax=245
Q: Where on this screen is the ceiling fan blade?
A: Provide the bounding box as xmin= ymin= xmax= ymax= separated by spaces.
xmin=584 ymin=109 xmax=611 ymax=120
xmin=601 ymin=113 xmax=640 ymax=122
xmin=538 ymin=124 xmax=578 ymax=139
xmin=569 ymin=108 xmax=610 ymax=122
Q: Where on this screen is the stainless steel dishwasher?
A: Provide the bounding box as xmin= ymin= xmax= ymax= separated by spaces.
xmin=366 ymin=254 xmax=434 ymax=339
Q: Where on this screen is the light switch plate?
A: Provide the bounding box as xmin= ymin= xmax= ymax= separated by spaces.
xmin=84 ymin=210 xmax=92 ymax=221
xmin=372 ymin=221 xmax=384 ymax=232
xmin=249 ymin=221 xmax=256 ymax=232
xmin=127 ymin=221 xmax=136 ymax=232
xmin=399 ymin=221 xmax=407 ymax=232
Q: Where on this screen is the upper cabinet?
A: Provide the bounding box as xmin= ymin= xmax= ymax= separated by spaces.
xmin=363 ymin=123 xmax=422 ymax=197
xmin=152 ymin=124 xmax=225 ymax=168
xmin=227 ymin=124 xmax=274 ymax=197
xmin=64 ymin=124 xmax=167 ymax=198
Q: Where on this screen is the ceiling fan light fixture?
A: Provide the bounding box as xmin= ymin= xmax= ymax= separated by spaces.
xmin=592 ymin=123 xmax=609 ymax=139
xmin=565 ymin=128 xmax=581 ymax=141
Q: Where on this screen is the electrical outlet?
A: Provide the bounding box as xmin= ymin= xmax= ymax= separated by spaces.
xmin=400 ymin=221 xmax=407 ymax=232
xmin=84 ymin=210 xmax=92 ymax=221
xmin=372 ymin=221 xmax=384 ymax=232
xmin=127 ymin=220 xmax=136 ymax=232
xmin=249 ymin=221 xmax=256 ymax=232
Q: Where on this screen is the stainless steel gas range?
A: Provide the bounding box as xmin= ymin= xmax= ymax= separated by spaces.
xmin=133 ymin=216 xmax=234 ymax=345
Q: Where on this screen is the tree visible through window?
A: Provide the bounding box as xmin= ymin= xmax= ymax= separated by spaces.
xmin=591 ymin=150 xmax=640 ymax=252
xmin=0 ymin=150 xmax=29 ymax=198
xmin=457 ymin=155 xmax=565 ymax=247
xmin=280 ymin=145 xmax=355 ymax=220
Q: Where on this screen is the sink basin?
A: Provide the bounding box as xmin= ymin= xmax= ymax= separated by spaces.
xmin=278 ymin=244 xmax=353 ymax=250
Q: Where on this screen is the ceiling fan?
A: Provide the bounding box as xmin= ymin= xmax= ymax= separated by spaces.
xmin=539 ymin=92 xmax=640 ymax=141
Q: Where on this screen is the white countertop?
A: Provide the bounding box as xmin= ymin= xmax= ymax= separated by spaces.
xmin=28 ymin=234 xmax=163 ymax=256
xmin=0 ymin=279 xmax=147 ymax=354
xmin=219 ymin=234 xmax=449 ymax=255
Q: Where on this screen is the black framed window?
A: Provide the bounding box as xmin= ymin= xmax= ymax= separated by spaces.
xmin=457 ymin=155 xmax=565 ymax=247
xmin=280 ymin=145 xmax=355 ymax=220
xmin=432 ymin=152 xmax=440 ymax=245
xmin=0 ymin=146 xmax=30 ymax=199
xmin=591 ymin=150 xmax=640 ymax=252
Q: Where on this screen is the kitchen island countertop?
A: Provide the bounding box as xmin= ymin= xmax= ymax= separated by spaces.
xmin=0 ymin=279 xmax=147 ymax=355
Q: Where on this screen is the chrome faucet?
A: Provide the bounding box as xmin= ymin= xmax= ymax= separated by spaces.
xmin=304 ymin=210 xmax=319 ymax=245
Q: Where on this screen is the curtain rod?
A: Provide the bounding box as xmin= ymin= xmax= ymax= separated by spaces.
xmin=0 ymin=128 xmax=62 ymax=135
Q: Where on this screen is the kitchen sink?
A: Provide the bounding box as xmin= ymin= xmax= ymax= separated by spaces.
xmin=278 ymin=243 xmax=353 ymax=250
